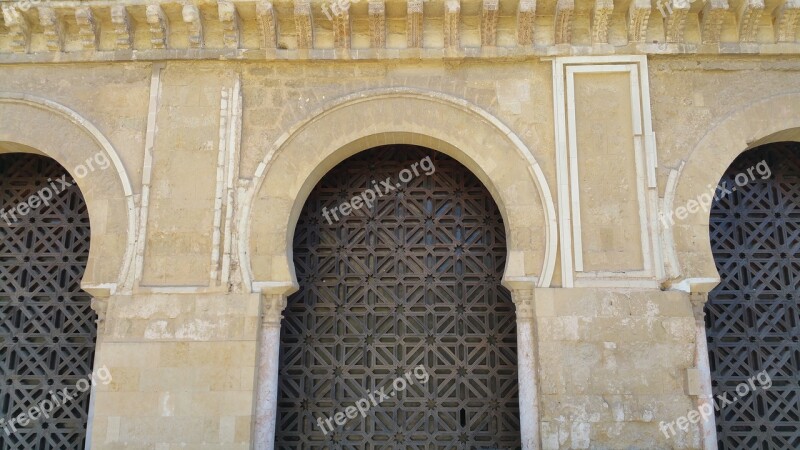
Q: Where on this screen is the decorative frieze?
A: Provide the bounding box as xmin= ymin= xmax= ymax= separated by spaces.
xmin=0 ymin=0 xmax=798 ymax=58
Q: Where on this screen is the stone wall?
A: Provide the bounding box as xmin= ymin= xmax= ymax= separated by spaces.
xmin=0 ymin=55 xmax=798 ymax=448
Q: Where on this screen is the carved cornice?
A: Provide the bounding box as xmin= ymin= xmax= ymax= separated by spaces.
xmin=0 ymin=0 xmax=799 ymax=61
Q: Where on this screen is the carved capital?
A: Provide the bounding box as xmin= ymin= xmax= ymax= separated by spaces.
xmin=90 ymin=296 xmax=110 ymax=335
xmin=511 ymin=288 xmax=535 ymax=321
xmin=261 ymin=293 xmax=287 ymax=327
xmin=689 ymin=291 xmax=708 ymax=323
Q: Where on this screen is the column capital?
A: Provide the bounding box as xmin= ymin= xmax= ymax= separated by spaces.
xmin=261 ymin=292 xmax=287 ymax=327
xmin=509 ymin=288 xmax=535 ymax=321
xmin=689 ymin=291 xmax=708 ymax=322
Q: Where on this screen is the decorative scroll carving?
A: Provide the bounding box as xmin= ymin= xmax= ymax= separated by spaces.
xmin=294 ymin=0 xmax=313 ymax=49
xmin=369 ymin=0 xmax=386 ymax=48
xmin=665 ymin=0 xmax=690 ymax=43
xmin=482 ymin=0 xmax=498 ymax=46
xmin=592 ymin=0 xmax=614 ymax=43
xmin=407 ymin=0 xmax=424 ymax=47
xmin=256 ymin=1 xmax=277 ymax=49
xmin=555 ymin=0 xmax=575 ymax=44
xmin=517 ymin=0 xmax=536 ymax=45
xmin=628 ymin=0 xmax=651 ymax=42
xmin=701 ymin=0 xmax=730 ymax=43
xmin=738 ymin=0 xmax=764 ymax=42
xmin=333 ymin=0 xmax=351 ymax=48
xmin=773 ymin=0 xmax=800 ymax=43
xmin=445 ymin=0 xmax=461 ymax=48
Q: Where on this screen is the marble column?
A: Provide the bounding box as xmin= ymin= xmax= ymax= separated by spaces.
xmin=690 ymin=291 xmax=718 ymax=450
xmin=510 ymin=287 xmax=541 ymax=450
xmin=254 ymin=291 xmax=288 ymax=450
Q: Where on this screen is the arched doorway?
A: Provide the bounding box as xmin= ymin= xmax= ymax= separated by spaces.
xmin=0 ymin=153 xmax=96 ymax=449
xmin=707 ymin=142 xmax=800 ymax=448
xmin=275 ymin=145 xmax=521 ymax=448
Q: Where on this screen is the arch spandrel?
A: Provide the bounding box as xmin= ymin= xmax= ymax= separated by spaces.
xmin=243 ymin=89 xmax=558 ymax=292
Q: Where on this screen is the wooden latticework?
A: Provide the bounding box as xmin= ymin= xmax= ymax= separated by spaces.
xmin=276 ymin=146 xmax=521 ymax=449
xmin=0 ymin=154 xmax=95 ymax=449
xmin=707 ymin=142 xmax=800 ymax=449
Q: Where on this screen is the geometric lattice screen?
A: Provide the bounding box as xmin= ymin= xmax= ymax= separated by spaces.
xmin=276 ymin=145 xmax=521 ymax=449
xmin=0 ymin=154 xmax=95 ymax=449
xmin=707 ymin=142 xmax=800 ymax=449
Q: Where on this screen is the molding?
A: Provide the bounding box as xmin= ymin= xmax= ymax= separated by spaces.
xmin=0 ymin=0 xmax=798 ymax=58
xmin=132 ymin=64 xmax=164 ymax=292
xmin=552 ymin=56 xmax=663 ymax=288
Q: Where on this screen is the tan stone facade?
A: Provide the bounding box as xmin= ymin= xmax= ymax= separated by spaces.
xmin=1 ymin=0 xmax=799 ymax=448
